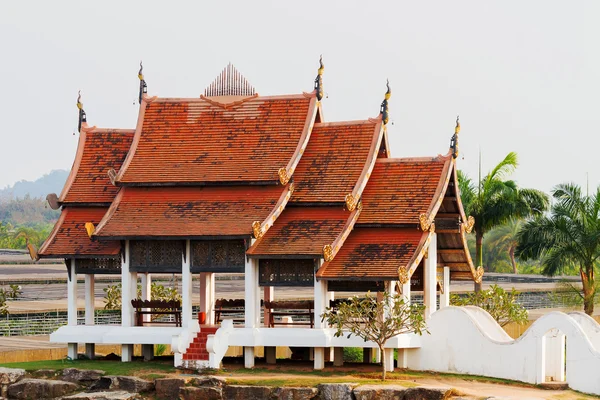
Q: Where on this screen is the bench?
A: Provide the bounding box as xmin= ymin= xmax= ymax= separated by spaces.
xmin=131 ymin=299 xmax=181 ymax=327
xmin=214 ymin=299 xmax=246 ymax=324
xmin=265 ymin=300 xmax=314 ymax=328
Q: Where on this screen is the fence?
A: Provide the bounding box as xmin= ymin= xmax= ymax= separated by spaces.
xmin=0 ymin=310 xmax=121 ymax=337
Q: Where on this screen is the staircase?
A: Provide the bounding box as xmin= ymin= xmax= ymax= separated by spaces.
xmin=183 ymin=326 xmax=219 ymax=362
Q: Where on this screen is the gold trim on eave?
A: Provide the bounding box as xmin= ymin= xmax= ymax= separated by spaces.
xmin=85 ymin=222 xmax=95 ymax=238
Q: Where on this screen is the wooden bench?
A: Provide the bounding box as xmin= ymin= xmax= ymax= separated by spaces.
xmin=265 ymin=300 xmax=314 ymax=328
xmin=214 ymin=299 xmax=246 ymax=324
xmin=131 ymin=299 xmax=181 ymax=327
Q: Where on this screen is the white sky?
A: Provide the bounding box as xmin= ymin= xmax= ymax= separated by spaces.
xmin=1 ymin=1 xmax=598 ymax=193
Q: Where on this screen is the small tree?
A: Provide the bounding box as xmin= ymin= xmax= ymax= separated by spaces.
xmin=321 ymin=291 xmax=426 ymax=380
xmin=103 ymin=282 xmax=182 ymax=313
xmin=450 ymin=284 xmax=528 ymax=327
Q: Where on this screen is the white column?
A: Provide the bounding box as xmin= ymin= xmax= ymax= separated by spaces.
xmin=313 ymin=272 xmax=328 ymax=370
xmin=263 ymin=286 xmax=274 ymax=327
xmin=67 ymin=259 xmax=78 ymax=360
xmin=181 ymin=240 xmax=193 ymax=328
xmin=400 ymin=280 xmax=411 ymax=305
xmin=384 ymin=348 xmax=395 ymax=372
xmin=200 ymin=272 xmax=215 ymax=325
xmin=545 ymin=329 xmax=566 ymax=382
xmin=84 ymin=273 xmax=95 ymax=359
xmin=121 ymin=240 xmax=134 ymax=362
xmin=440 ymin=267 xmax=450 ymax=308
xmin=244 ymin=254 xmax=259 ymax=368
xmin=424 ymin=233 xmax=437 ymax=320
xmin=140 ymin=273 xmax=151 ymax=323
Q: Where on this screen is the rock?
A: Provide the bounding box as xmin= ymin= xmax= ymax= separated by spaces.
xmin=154 ymin=378 xmax=185 ymax=399
xmin=353 ymin=385 xmax=407 ymax=400
xmin=61 ymin=368 xmax=105 ymax=386
xmin=30 ymin=369 xmax=57 ymax=379
xmin=90 ymin=376 xmax=154 ymax=393
xmin=0 ymin=367 xmax=26 ymax=384
xmin=273 ymin=386 xmax=319 ymax=399
xmin=7 ymin=378 xmax=79 ymax=399
xmin=317 ymin=383 xmax=356 ymax=400
xmin=402 ymin=387 xmax=451 ymax=400
xmin=62 ymin=391 xmax=140 ymax=400
xmin=222 ymin=384 xmax=273 ymax=400
xmin=180 ymin=386 xmax=222 ymax=400
xmin=190 ymin=375 xmax=226 ymax=388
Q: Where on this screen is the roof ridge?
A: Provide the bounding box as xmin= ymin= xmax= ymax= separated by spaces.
xmin=313 ymin=119 xmax=376 ymax=127
xmin=204 ymin=63 xmax=255 ymax=97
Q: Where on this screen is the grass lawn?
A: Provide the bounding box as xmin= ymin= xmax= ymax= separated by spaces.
xmin=0 ymin=357 xmax=176 ymax=377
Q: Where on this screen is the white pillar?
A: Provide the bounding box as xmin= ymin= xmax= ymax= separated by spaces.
xmin=400 ymin=280 xmax=411 ymax=305
xmin=181 ymin=240 xmax=193 ymax=328
xmin=424 ymin=234 xmax=437 ymax=320
xmin=384 ymin=280 xmax=397 ymax=319
xmin=384 ymin=348 xmax=395 ymax=372
xmin=440 ymin=267 xmax=450 ymax=309
xmin=313 ymin=272 xmax=328 ymax=370
xmin=263 ymin=286 xmax=274 ymax=327
xmin=244 ymin=255 xmax=259 ymax=368
xmin=84 ymin=273 xmax=95 ymax=359
xmin=140 ymin=273 xmax=151 ymax=323
xmin=121 ymin=241 xmax=134 ymax=362
xmin=545 ymin=329 xmax=566 ymax=382
xmin=200 ymin=272 xmax=215 ymax=325
xmin=67 ymin=259 xmax=78 ymax=360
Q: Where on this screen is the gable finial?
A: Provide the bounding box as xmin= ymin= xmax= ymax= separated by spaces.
xmin=450 ymin=115 xmax=460 ymax=158
xmin=380 ymin=80 xmax=391 ymax=125
xmin=138 ymin=61 xmax=147 ymax=104
xmin=314 ymin=55 xmax=324 ymax=101
xmin=76 ymin=90 xmax=87 ymax=133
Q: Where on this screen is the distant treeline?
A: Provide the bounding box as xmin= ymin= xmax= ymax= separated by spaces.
xmin=0 ymin=196 xmax=59 ymax=249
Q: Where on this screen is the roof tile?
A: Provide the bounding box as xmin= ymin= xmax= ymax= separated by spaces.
xmin=94 ymin=186 xmax=286 ymax=239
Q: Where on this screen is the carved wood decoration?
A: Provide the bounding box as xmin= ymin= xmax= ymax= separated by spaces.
xmin=463 ymin=215 xmax=475 ymax=234
xmin=76 ymin=257 xmax=121 ymax=274
xmin=130 ymin=240 xmax=183 ymax=273
xmin=259 ymin=258 xmax=315 ymax=287
xmin=191 ymin=239 xmax=245 ymax=273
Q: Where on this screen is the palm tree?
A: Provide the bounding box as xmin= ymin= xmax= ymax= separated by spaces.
xmin=485 ymin=218 xmax=523 ymax=274
xmin=458 ymin=152 xmax=549 ymax=290
xmin=516 ymin=183 xmax=600 ymax=315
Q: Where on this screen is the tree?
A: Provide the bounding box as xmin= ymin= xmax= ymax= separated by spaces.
xmin=450 ymin=284 xmax=528 ymax=327
xmin=485 ymin=218 xmax=523 ymax=274
xmin=516 ymin=183 xmax=600 ymax=315
xmin=458 ymin=152 xmax=549 ymax=290
xmin=321 ymin=292 xmax=426 ymax=380
xmin=103 ymin=282 xmax=182 ymax=313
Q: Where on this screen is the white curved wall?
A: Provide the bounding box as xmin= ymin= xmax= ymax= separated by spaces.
xmin=408 ymin=307 xmax=600 ymax=396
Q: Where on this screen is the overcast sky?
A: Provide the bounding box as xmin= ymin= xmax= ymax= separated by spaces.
xmin=1 ymin=1 xmax=598 ymax=194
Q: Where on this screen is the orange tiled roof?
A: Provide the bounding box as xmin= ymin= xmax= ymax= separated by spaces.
xmin=116 ymin=94 xmax=317 ymax=185
xmin=317 ymin=227 xmax=426 ymax=280
xmin=93 ymin=185 xmax=288 ymax=239
xmin=358 ymin=157 xmax=451 ymax=225
xmin=60 ymin=129 xmax=134 ymax=205
xmin=247 ymin=207 xmax=349 ymax=257
xmin=38 ymin=207 xmax=120 ymax=258
xmin=291 ymin=120 xmax=381 ymax=204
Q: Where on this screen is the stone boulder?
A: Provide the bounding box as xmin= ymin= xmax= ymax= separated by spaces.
xmin=190 ymin=375 xmax=227 ymax=388
xmin=273 ymin=386 xmax=319 ymax=399
xmin=180 ymin=386 xmax=223 ymax=400
xmin=223 ymin=384 xmax=273 ymax=400
xmin=353 ymin=385 xmax=407 ymax=400
xmin=317 ymin=383 xmax=356 ymax=400
xmin=62 ymin=368 xmax=105 ymax=386
xmin=30 ymin=369 xmax=57 ymax=379
xmin=0 ymin=366 xmax=26 ymax=385
xmin=402 ymin=387 xmax=452 ymax=400
xmin=90 ymin=376 xmax=154 ymax=393
xmin=7 ymin=378 xmax=79 ymax=399
xmin=62 ymin=391 xmax=140 ymax=400
xmin=154 ymin=377 xmax=185 ymax=399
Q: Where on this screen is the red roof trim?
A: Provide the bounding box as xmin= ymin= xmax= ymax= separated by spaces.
xmin=92 ymin=188 xmax=124 ymax=237
xmin=323 ymin=203 xmax=362 ymax=262
xmin=57 ymin=131 xmax=87 ymax=203
xmin=406 ymin=231 xmax=434 ymax=277
xmin=38 ymin=208 xmax=67 ymax=257
xmin=344 ymin=120 xmax=384 ymax=211
xmin=252 ymin=183 xmax=295 ymax=239
xmin=421 ymin=156 xmax=454 ymax=229
xmin=278 ymin=96 xmax=319 ymax=184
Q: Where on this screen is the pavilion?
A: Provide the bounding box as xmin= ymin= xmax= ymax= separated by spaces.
xmin=36 ymin=60 xmax=481 ymax=371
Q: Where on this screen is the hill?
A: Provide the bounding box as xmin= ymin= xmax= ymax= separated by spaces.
xmin=0 ymin=170 xmax=68 ymax=202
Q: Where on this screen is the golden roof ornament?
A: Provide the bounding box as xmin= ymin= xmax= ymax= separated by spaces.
xmin=138 ymin=61 xmax=147 ymax=104
xmin=76 ymin=90 xmax=87 ymax=133
xmin=252 ymin=221 xmax=264 ymax=239
xmin=450 ymin=115 xmax=460 ymax=158
xmin=398 ymin=266 xmax=409 ymax=284
xmin=463 ymin=215 xmax=475 ymax=233
xmin=314 ymin=55 xmax=324 ymax=101
xmin=323 ymin=244 xmax=333 ymax=262
xmin=380 ymin=80 xmax=391 ymax=125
